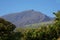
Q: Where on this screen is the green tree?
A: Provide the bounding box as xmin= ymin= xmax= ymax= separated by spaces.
xmin=53 ymin=11 xmax=60 ymax=38
xmin=0 ymin=18 xmax=22 ymax=40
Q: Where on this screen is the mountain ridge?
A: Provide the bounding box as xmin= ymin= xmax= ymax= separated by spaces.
xmin=1 ymin=10 xmax=53 ymax=27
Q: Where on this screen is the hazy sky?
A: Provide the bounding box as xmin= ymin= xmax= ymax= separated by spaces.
xmin=0 ymin=0 xmax=60 ymax=17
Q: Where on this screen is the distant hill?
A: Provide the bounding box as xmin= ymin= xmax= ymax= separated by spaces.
xmin=2 ymin=10 xmax=53 ymax=27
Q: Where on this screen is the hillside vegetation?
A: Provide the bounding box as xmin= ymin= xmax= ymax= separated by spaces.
xmin=0 ymin=11 xmax=60 ymax=40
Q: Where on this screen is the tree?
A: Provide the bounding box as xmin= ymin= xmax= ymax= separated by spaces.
xmin=0 ymin=18 xmax=22 ymax=40
xmin=53 ymin=11 xmax=60 ymax=38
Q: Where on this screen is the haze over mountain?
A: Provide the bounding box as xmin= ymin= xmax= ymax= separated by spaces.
xmin=2 ymin=10 xmax=53 ymax=27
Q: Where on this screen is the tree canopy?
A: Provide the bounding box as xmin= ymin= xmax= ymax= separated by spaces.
xmin=0 ymin=18 xmax=22 ymax=40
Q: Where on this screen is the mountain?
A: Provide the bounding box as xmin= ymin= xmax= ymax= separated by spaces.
xmin=1 ymin=10 xmax=52 ymax=27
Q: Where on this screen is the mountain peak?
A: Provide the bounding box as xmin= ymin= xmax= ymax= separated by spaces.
xmin=28 ymin=9 xmax=34 ymax=11
xmin=24 ymin=9 xmax=35 ymax=12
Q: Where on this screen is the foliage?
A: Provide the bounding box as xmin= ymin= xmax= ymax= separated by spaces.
xmin=0 ymin=18 xmax=22 ymax=40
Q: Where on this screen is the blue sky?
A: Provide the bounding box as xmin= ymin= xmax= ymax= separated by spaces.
xmin=0 ymin=0 xmax=60 ymax=17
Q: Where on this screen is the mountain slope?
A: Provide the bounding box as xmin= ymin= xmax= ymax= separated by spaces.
xmin=2 ymin=10 xmax=52 ymax=27
xmin=24 ymin=21 xmax=54 ymax=28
